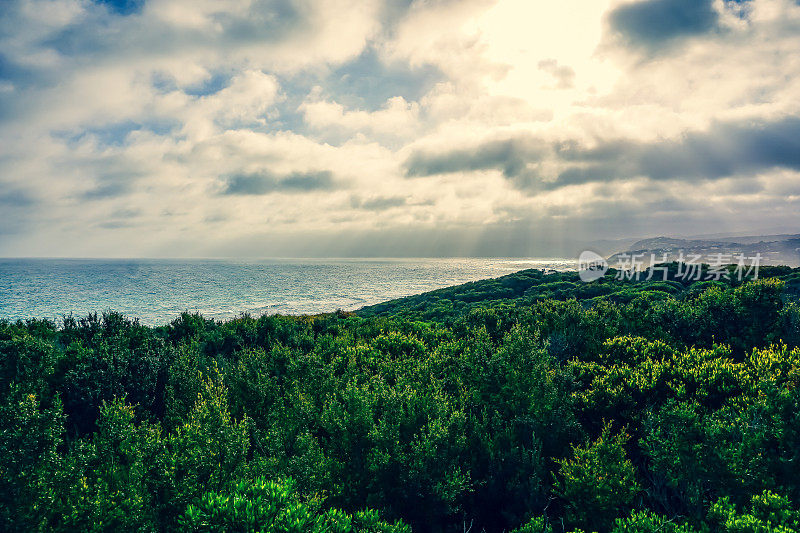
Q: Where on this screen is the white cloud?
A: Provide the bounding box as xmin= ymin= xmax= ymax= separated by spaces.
xmin=300 ymin=95 xmax=420 ymax=141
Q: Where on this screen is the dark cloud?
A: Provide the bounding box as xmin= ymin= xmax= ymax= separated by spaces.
xmin=404 ymin=137 xmax=546 ymax=189
xmin=221 ymin=170 xmax=336 ymax=195
xmin=97 ymin=220 xmax=135 ymax=229
xmin=80 ymin=169 xmax=142 ymax=200
xmin=0 ymin=188 xmax=34 ymax=207
xmin=0 ymin=53 xmax=35 ymax=89
xmin=82 ymin=183 xmax=131 ymax=200
xmin=554 ymin=116 xmax=800 ymax=187
xmin=404 ymin=116 xmax=800 ymax=192
xmin=214 ymin=0 xmax=302 ymax=45
xmin=350 ymin=195 xmax=407 ymax=211
xmin=203 ymin=213 xmax=229 ymax=223
xmin=110 ymin=207 xmax=141 ymax=218
xmin=607 ymin=0 xmax=720 ymax=50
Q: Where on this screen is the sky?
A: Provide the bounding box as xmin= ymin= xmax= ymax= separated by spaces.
xmin=1 ymin=0 xmax=800 ymax=258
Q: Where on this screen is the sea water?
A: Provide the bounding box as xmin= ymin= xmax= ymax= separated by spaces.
xmin=0 ymin=257 xmax=576 ymax=325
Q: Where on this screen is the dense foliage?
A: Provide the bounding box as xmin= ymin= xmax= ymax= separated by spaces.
xmin=3 ymin=266 xmax=800 ymax=532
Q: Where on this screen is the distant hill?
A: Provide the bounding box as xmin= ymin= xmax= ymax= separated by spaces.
xmin=607 ymin=234 xmax=800 ymax=267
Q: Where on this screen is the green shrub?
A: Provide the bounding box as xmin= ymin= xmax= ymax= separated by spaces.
xmin=555 ymin=423 xmax=640 ymax=531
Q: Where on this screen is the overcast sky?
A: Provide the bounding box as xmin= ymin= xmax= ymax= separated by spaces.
xmin=1 ymin=0 xmax=799 ymax=257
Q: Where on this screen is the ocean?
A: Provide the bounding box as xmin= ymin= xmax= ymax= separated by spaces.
xmin=0 ymin=258 xmax=576 ymax=325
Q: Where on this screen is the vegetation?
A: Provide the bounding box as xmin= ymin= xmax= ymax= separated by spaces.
xmin=3 ymin=265 xmax=800 ymax=532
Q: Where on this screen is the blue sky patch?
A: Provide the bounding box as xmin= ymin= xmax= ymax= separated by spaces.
xmin=94 ymin=0 xmax=145 ymax=16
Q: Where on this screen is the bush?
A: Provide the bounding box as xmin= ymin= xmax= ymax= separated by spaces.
xmin=555 ymin=423 xmax=640 ymax=531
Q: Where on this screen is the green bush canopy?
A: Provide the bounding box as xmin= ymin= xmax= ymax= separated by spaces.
xmin=3 ymin=264 xmax=800 ymax=532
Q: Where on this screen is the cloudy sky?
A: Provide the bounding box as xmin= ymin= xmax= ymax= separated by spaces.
xmin=1 ymin=0 xmax=800 ymax=257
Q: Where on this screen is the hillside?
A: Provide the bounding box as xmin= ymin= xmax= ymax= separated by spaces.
xmin=4 ymin=269 xmax=800 ymax=532
xmin=357 ymin=263 xmax=800 ymax=321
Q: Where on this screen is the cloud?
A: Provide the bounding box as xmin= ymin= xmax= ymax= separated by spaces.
xmin=0 ymin=188 xmax=35 ymax=207
xmin=607 ymin=0 xmax=721 ymax=50
xmin=555 ymin=116 xmax=800 ymax=186
xmin=1 ymin=0 xmax=800 ymax=257
xmin=109 ymin=207 xmax=141 ymax=218
xmin=198 ymin=70 xmax=281 ymax=126
xmin=300 ymin=95 xmax=420 ymax=144
xmin=403 ymin=115 xmax=800 ymax=193
xmin=404 ymin=136 xmax=546 ymax=183
xmin=221 ymin=170 xmax=336 ymax=195
xmin=537 ymin=59 xmax=575 ymax=89
xmin=82 ymin=181 xmax=133 ymax=200
xmin=350 ymin=195 xmax=407 ymax=210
